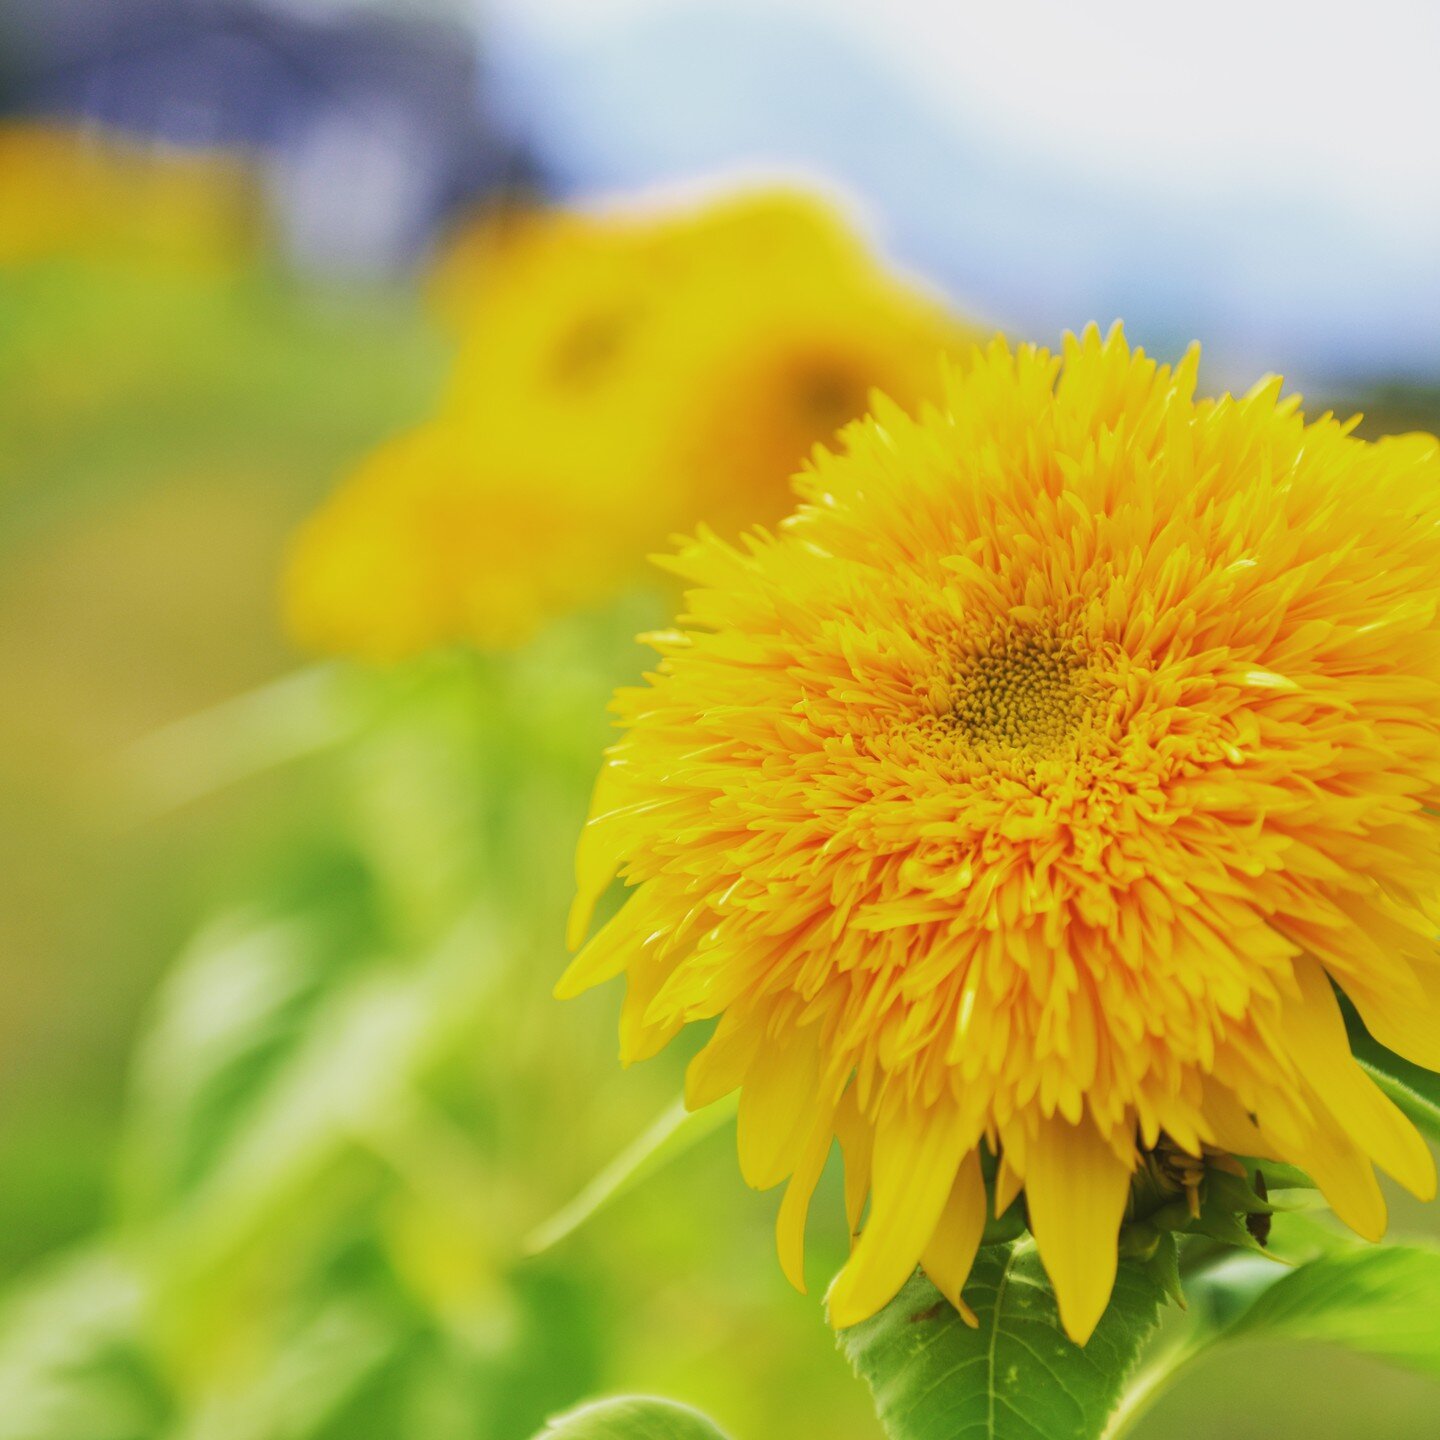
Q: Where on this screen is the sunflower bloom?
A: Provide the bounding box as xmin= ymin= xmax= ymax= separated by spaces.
xmin=285 ymin=190 xmax=973 ymax=658
xmin=562 ymin=325 xmax=1440 ymax=1343
xmin=0 ymin=122 xmax=259 ymax=271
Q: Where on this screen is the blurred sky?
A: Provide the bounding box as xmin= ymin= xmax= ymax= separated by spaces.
xmin=1 ymin=0 xmax=517 ymax=272
xmin=5 ymin=0 xmax=1437 ymax=386
xmin=479 ymin=0 xmax=1440 ymax=390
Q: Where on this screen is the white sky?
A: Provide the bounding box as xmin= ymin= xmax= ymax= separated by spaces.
xmin=480 ymin=0 xmax=1440 ymax=237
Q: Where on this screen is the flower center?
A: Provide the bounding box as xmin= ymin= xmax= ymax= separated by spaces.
xmin=952 ymin=628 xmax=1103 ymax=757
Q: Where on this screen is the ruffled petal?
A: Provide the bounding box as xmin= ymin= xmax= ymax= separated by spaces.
xmin=776 ymin=1105 xmax=840 ymax=1292
xmin=1283 ymin=959 xmax=1435 ymax=1200
xmin=827 ymin=1095 xmax=974 ymax=1328
xmin=920 ymin=1149 xmax=986 ymax=1326
xmin=1025 ymin=1116 xmax=1133 ymax=1344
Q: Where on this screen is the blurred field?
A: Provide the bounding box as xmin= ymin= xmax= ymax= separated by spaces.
xmin=3 ymin=119 xmax=1440 ymax=1439
xmin=0 ymin=222 xmax=889 ymax=1438
xmin=0 ymin=253 xmax=441 ymax=1244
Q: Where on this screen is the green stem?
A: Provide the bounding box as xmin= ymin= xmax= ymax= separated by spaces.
xmin=1105 ymin=1241 xmax=1254 ymax=1440
xmin=1102 ymin=1338 xmax=1202 ymax=1440
xmin=123 ymin=662 xmax=371 ymax=815
xmin=523 ymin=1092 xmax=738 ymax=1255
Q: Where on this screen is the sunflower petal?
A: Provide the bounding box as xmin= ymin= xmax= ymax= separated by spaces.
xmin=776 ymin=1107 xmax=839 ymax=1292
xmin=1344 ymin=964 xmax=1440 ymax=1072
xmin=1283 ymin=960 xmax=1436 ymax=1200
xmin=834 ymin=1085 xmax=872 ymax=1237
xmin=920 ymin=1149 xmax=986 ymax=1326
xmin=1297 ymin=1119 xmax=1388 ymax=1243
xmin=736 ymin=1022 xmax=821 ymax=1190
xmin=1025 ymin=1116 xmax=1133 ymax=1345
xmin=827 ymin=1096 xmax=972 ymax=1328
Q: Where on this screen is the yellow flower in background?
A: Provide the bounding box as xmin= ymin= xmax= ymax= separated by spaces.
xmin=285 ymin=190 xmax=976 ymax=658
xmin=283 ymin=427 xmax=644 ymax=658
xmin=562 ymin=325 xmax=1440 ymax=1344
xmin=0 ymin=122 xmax=261 ymax=271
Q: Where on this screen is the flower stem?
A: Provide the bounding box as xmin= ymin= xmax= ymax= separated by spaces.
xmin=1102 ymin=1338 xmax=1201 ymax=1440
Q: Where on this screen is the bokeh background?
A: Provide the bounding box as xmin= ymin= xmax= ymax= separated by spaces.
xmin=2 ymin=2 xmax=1439 ymax=1437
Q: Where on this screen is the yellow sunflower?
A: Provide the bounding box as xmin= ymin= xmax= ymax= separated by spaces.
xmin=0 ymin=122 xmax=260 ymax=271
xmin=285 ymin=190 xmax=975 ymax=657
xmin=562 ymin=325 xmax=1440 ymax=1344
xmin=283 ymin=426 xmax=640 ymax=658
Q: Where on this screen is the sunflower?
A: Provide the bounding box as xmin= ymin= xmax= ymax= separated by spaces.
xmin=282 ymin=426 xmax=641 ymax=658
xmin=0 ymin=122 xmax=260 ymax=271
xmin=561 ymin=325 xmax=1440 ymax=1344
xmin=285 ymin=190 xmax=974 ymax=657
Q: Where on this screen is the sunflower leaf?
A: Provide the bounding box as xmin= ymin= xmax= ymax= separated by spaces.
xmin=837 ymin=1241 xmax=1168 ymax=1440
xmin=1102 ymin=1243 xmax=1440 ymax=1438
xmin=1141 ymin=1231 xmax=1184 ymax=1308
xmin=1215 ymin=1243 xmax=1440 ymax=1380
xmin=532 ymin=1396 xmax=732 ymax=1439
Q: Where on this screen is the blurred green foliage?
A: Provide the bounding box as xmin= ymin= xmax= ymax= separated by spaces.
xmin=2 ymin=246 xmax=1439 ymax=1440
xmin=0 ymin=252 xmax=872 ymax=1440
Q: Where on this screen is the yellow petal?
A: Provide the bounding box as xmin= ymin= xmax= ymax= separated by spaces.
xmin=1282 ymin=959 xmax=1436 ymax=1200
xmin=833 ymin=1085 xmax=872 ymax=1237
xmin=1294 ymin=1116 xmax=1388 ymax=1242
xmin=1199 ymin=1080 xmax=1267 ymax=1155
xmin=1344 ymin=964 xmax=1440 ymax=1072
xmin=827 ymin=1095 xmax=973 ymax=1328
xmin=920 ymin=1148 xmax=986 ymax=1326
xmin=685 ymin=1005 xmax=764 ymax=1109
xmin=555 ymin=879 xmax=657 ymax=1000
xmin=618 ymin=945 xmax=684 ymax=1065
xmin=777 ymin=1106 xmax=839 ymax=1292
xmin=993 ymin=1152 xmax=1023 ymax=1218
xmin=736 ymin=1022 xmax=821 ymax=1190
xmin=566 ymin=766 xmax=626 ymax=951
xmin=1025 ymin=1116 xmax=1133 ymax=1345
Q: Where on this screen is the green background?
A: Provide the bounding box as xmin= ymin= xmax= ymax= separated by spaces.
xmin=3 ymin=244 xmax=1439 ymax=1440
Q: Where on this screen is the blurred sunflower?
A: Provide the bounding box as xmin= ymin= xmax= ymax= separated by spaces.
xmin=563 ymin=326 xmax=1440 ymax=1344
xmin=284 ymin=190 xmax=976 ymax=659
xmin=0 ymin=122 xmax=261 ymax=271
xmin=281 ymin=427 xmax=639 ymax=657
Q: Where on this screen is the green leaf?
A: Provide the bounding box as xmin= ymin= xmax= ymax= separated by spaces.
xmin=534 ymin=1396 xmax=732 ymax=1439
xmin=1220 ymin=1243 xmax=1440 ymax=1380
xmin=1105 ymin=1240 xmax=1440 ymax=1438
xmin=116 ymin=910 xmax=350 ymax=1216
xmin=1144 ymin=1167 xmax=1279 ymax=1258
xmin=120 ymin=905 xmax=502 ymax=1287
xmin=838 ymin=1241 xmax=1168 ymax=1440
xmin=1140 ymin=1232 xmax=1184 ymax=1308
xmin=1235 ymin=1159 xmax=1314 ymax=1192
xmin=1179 ymin=1251 xmax=1291 ymax=1334
xmin=0 ymin=1246 xmax=166 ymax=1440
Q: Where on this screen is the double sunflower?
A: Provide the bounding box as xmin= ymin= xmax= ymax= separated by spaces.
xmin=564 ymin=326 xmax=1440 ymax=1343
